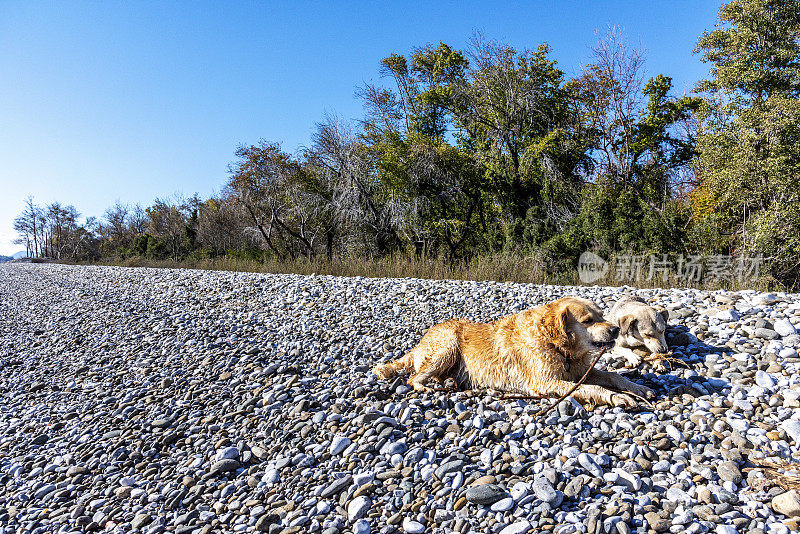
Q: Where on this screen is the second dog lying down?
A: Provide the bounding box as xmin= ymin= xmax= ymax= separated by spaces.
xmin=372 ymin=297 xmax=654 ymax=408
xmin=608 ymin=295 xmax=670 ymax=367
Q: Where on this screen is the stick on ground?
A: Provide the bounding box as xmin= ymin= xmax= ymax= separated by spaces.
xmin=535 ymin=345 xmax=608 ymax=418
xmin=500 ymin=346 xmax=609 ymax=417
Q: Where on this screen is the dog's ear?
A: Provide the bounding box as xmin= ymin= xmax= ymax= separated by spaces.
xmin=619 ymin=315 xmax=635 ymax=335
xmin=541 ymin=303 xmax=570 ymax=349
xmin=659 ymin=309 xmax=670 ymax=323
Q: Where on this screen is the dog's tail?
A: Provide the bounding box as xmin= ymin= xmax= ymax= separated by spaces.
xmin=372 ymin=349 xmax=416 ymax=380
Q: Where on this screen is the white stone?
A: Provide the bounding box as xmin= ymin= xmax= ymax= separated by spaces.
xmin=490 ymin=497 xmax=515 ymax=512
xmin=33 ymin=484 xmax=57 ymax=499
xmin=614 ymin=468 xmax=642 ymax=491
xmin=347 ymin=496 xmax=371 ymax=521
xmin=262 ymin=468 xmax=280 ymax=484
xmin=578 ymin=453 xmax=603 ymax=477
xmin=403 ymin=518 xmax=425 ymax=534
xmin=352 ymin=471 xmax=374 ymax=487
xmin=768 ymin=523 xmax=790 ymax=534
xmin=755 ymin=370 xmax=776 ymax=388
xmin=199 ymin=511 xmax=216 ymax=522
xmin=728 ymin=418 xmax=750 ymax=432
xmin=715 ymin=309 xmax=741 ymax=322
xmin=315 ymin=501 xmax=330 ymax=514
xmin=665 ymin=424 xmax=684 ymax=442
xmin=353 ymin=518 xmax=371 ymax=534
xmin=666 ymin=487 xmax=692 ymax=504
xmin=784 ymin=390 xmax=800 ymax=407
xmin=510 ymin=481 xmax=528 ymax=500
xmin=215 ymin=446 xmax=239 ymax=461
xmin=329 ymin=435 xmax=351 ymax=455
xmin=781 ymin=420 xmax=800 ymax=443
xmin=500 ymin=520 xmax=532 ymax=534
xmin=774 ymin=319 xmax=797 ymax=337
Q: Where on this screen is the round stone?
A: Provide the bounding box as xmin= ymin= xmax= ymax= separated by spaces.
xmin=465 ymin=484 xmax=506 ymax=505
xmin=402 ymin=518 xmax=425 ymax=533
xmin=353 ymin=518 xmax=371 ymax=534
xmin=347 ymin=496 xmax=371 ymax=521
xmin=717 ymin=461 xmax=743 ymax=484
xmin=499 ymin=520 xmax=532 ymax=534
xmin=4 ymin=264 xmax=799 ymax=534
xmin=490 ymin=497 xmax=515 ymax=512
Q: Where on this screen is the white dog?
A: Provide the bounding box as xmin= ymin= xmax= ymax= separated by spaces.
xmin=608 ymin=295 xmax=669 ymax=367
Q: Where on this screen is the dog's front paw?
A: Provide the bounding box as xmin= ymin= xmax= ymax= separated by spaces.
xmin=629 ymin=383 xmax=655 ymax=400
xmin=409 ymin=381 xmax=435 ymax=394
xmin=624 ymin=352 xmax=644 ymax=367
xmin=610 ymin=393 xmax=639 ymax=408
xmin=371 ymin=365 xmax=388 ymax=379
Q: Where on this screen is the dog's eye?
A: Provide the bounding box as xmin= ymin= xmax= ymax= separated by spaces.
xmin=581 ymin=317 xmax=593 ymax=324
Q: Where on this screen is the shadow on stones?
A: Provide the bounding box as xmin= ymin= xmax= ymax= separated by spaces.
xmin=621 ymin=323 xmax=730 ymax=399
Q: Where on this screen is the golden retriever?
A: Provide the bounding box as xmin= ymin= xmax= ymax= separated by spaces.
xmin=372 ymin=297 xmax=654 ymax=408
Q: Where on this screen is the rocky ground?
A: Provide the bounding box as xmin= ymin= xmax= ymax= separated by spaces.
xmin=1 ymin=264 xmax=800 ymax=534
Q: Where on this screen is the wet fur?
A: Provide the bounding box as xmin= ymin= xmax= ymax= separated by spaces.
xmin=372 ymin=297 xmax=653 ymax=408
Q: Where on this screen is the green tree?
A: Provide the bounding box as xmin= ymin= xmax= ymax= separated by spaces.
xmin=572 ymin=29 xmax=700 ymax=255
xmin=361 ymin=43 xmax=490 ymax=258
xmin=695 ymin=0 xmax=800 ymax=286
xmin=146 ymin=197 xmax=189 ymax=261
xmin=455 ymin=37 xmax=590 ymax=231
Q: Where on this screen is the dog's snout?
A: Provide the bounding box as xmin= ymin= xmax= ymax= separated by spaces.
xmin=609 ymin=325 xmax=620 ymax=339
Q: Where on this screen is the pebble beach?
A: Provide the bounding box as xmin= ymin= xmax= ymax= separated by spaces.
xmin=1 ymin=263 xmax=799 ymax=534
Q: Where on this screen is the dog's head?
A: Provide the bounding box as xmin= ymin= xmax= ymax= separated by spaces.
xmin=618 ymin=307 xmax=669 ymax=353
xmin=539 ymin=297 xmax=619 ymax=355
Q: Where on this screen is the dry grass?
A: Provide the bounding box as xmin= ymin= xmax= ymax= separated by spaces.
xmin=78 ymin=253 xmax=768 ymax=290
xmin=98 ymin=254 xmax=561 ymax=285
xmin=746 ymin=458 xmax=800 ymax=492
xmin=643 ymin=351 xmax=690 ymax=369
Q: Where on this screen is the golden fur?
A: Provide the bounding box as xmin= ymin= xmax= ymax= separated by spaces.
xmin=372 ymin=297 xmax=653 ymax=408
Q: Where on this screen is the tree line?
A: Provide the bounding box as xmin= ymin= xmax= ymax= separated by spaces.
xmin=13 ymin=0 xmax=800 ymax=288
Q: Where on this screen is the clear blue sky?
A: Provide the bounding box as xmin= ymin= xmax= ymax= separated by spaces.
xmin=0 ymin=1 xmax=723 ymax=256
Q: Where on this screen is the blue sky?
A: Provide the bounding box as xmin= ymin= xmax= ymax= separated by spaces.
xmin=0 ymin=1 xmax=723 ymax=256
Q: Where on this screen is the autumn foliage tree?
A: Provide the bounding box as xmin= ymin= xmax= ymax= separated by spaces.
xmin=226 ymin=141 xmax=321 ymax=260
xmin=13 ymin=4 xmax=800 ymax=289
xmin=694 ymin=0 xmax=800 ymax=285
